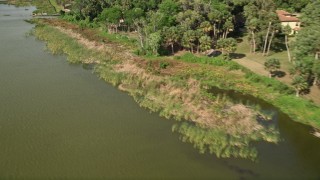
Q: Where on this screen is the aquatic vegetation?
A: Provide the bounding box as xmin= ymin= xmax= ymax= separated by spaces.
xmin=31 ymin=20 xmax=284 ymax=161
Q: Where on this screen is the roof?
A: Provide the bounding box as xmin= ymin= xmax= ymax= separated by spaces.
xmin=276 ymin=10 xmax=300 ymax=22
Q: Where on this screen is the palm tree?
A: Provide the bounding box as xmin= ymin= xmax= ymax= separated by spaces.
xmin=246 ymin=18 xmax=258 ymax=53
xmin=182 ymin=30 xmax=196 ymax=52
xmin=264 ymin=58 xmax=281 ymax=78
xmin=217 ymin=38 xmax=237 ymax=60
xmin=200 ymin=21 xmax=212 ymax=35
xmin=283 ymin=25 xmax=292 ymax=62
xmin=163 ymin=26 xmax=179 ymax=54
xmin=199 ymin=35 xmax=212 ymax=53
xmin=292 ymin=75 xmax=308 ymax=97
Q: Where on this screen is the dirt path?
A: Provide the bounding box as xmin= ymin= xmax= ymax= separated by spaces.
xmin=234 ymin=57 xmax=320 ymax=105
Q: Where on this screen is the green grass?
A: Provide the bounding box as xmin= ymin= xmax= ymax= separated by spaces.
xmin=236 ymin=35 xmax=294 ymax=74
xmin=170 ymin=52 xmax=320 ymax=129
xmin=99 ymin=31 xmax=137 ymax=49
xmin=48 ymin=0 xmax=62 ymax=13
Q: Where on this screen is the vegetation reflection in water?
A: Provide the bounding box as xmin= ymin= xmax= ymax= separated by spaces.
xmin=172 ymin=89 xmax=279 ymax=161
xmin=32 ymin=22 xmax=280 ymax=161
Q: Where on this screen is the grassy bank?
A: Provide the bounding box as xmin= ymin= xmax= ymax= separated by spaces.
xmin=7 ymin=0 xmax=58 ymax=14
xmin=174 ymin=53 xmax=320 ymax=129
xmin=32 ymin=19 xmax=282 ymax=161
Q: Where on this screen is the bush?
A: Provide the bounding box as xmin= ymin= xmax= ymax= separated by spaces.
xmin=160 ymin=61 xmax=170 ymax=69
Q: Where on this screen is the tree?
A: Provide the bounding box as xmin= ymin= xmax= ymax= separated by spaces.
xmin=182 ymin=30 xmax=196 ymax=52
xmin=195 ymin=29 xmax=204 ymax=53
xmin=199 ymin=35 xmax=212 ymax=53
xmin=292 ymin=75 xmax=308 ymax=97
xmin=162 ymin=26 xmax=179 ymax=54
xmin=217 ymin=38 xmax=237 ymax=60
xmin=133 ymin=18 xmax=147 ymax=48
xmin=146 ymin=11 xmax=165 ymax=32
xmin=158 ymin=0 xmax=180 ymax=27
xmin=124 ymin=8 xmax=144 ymax=31
xmin=246 ymin=18 xmax=258 ymax=53
xmin=294 ymin=27 xmax=320 ymax=60
xmin=199 ymin=21 xmax=212 ymax=36
xmin=313 ymin=61 xmax=320 ymax=86
xmin=264 ymin=58 xmax=281 ymax=78
xmin=147 ymin=31 xmax=161 ymax=55
xmin=222 ymin=19 xmax=234 ymax=39
xmin=73 ymin=0 xmax=107 ymax=20
xmin=244 ymin=0 xmax=278 ymax=54
xmin=99 ymin=7 xmax=122 ymax=33
xmin=289 ymin=57 xmax=314 ymax=80
xmin=294 ymin=0 xmax=320 ymax=60
xmin=300 ymin=1 xmax=320 ymax=27
xmin=266 ymin=22 xmax=280 ymax=56
xmin=176 ymin=10 xmax=204 ymax=30
xmin=283 ymin=25 xmax=292 ymax=62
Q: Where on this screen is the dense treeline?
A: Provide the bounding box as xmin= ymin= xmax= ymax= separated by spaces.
xmin=8 ymin=0 xmax=319 ymax=93
xmin=65 ymin=0 xmax=242 ymax=58
xmin=60 ymin=0 xmax=319 ymax=90
xmin=290 ymin=1 xmax=320 ymax=93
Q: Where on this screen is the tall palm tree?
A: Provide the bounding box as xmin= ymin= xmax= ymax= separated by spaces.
xmin=283 ymin=25 xmax=292 ymax=62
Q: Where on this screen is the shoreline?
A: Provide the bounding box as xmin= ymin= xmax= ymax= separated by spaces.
xmin=30 ymin=18 xmax=319 ymax=159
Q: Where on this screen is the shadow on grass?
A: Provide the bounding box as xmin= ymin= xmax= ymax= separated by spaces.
xmin=301 ymin=88 xmax=311 ymax=95
xmin=230 ymin=53 xmax=246 ymax=59
xmin=208 ymin=50 xmax=222 ymax=57
xmin=273 ymin=70 xmax=286 ymax=78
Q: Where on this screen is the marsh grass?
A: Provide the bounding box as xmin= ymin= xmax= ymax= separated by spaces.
xmin=31 ymin=21 xmax=293 ymax=161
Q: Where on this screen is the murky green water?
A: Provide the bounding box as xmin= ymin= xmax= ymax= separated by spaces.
xmin=1 ymin=5 xmax=320 ymax=179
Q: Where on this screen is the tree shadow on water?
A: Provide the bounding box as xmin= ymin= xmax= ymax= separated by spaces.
xmin=223 ymin=160 xmax=259 ymax=179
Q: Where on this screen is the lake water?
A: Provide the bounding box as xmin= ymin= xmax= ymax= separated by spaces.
xmin=1 ymin=4 xmax=320 ymax=179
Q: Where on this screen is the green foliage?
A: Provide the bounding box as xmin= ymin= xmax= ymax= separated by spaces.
xmin=291 ymin=75 xmax=309 ymax=97
xmin=244 ymin=72 xmax=294 ymax=94
xmin=300 ymin=1 xmax=320 ymax=26
xmin=159 ymin=61 xmax=170 ymax=69
xmin=33 ymin=24 xmax=99 ymax=64
xmin=182 ymin=30 xmax=197 ymax=52
xmin=275 ymin=0 xmax=309 ymax=12
xmin=146 ymin=31 xmax=162 ymax=55
xmin=162 ymin=26 xmax=179 ymax=54
xmin=175 ymin=52 xmax=241 ymax=70
xmin=217 ymin=38 xmax=237 ymax=59
xmin=158 ymin=0 xmax=180 ymax=26
xmin=172 ymin=122 xmax=278 ymax=161
xmin=199 ymin=35 xmax=212 ymax=52
xmin=99 ymin=7 xmax=122 ymax=24
xmin=282 ymin=25 xmax=292 ymax=35
xmin=264 ymin=58 xmax=281 ymax=77
xmin=275 ymin=95 xmax=320 ymax=127
xmin=124 ymin=8 xmax=144 ymax=27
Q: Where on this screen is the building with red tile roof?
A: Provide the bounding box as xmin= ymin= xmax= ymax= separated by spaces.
xmin=276 ymin=10 xmax=301 ymax=35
